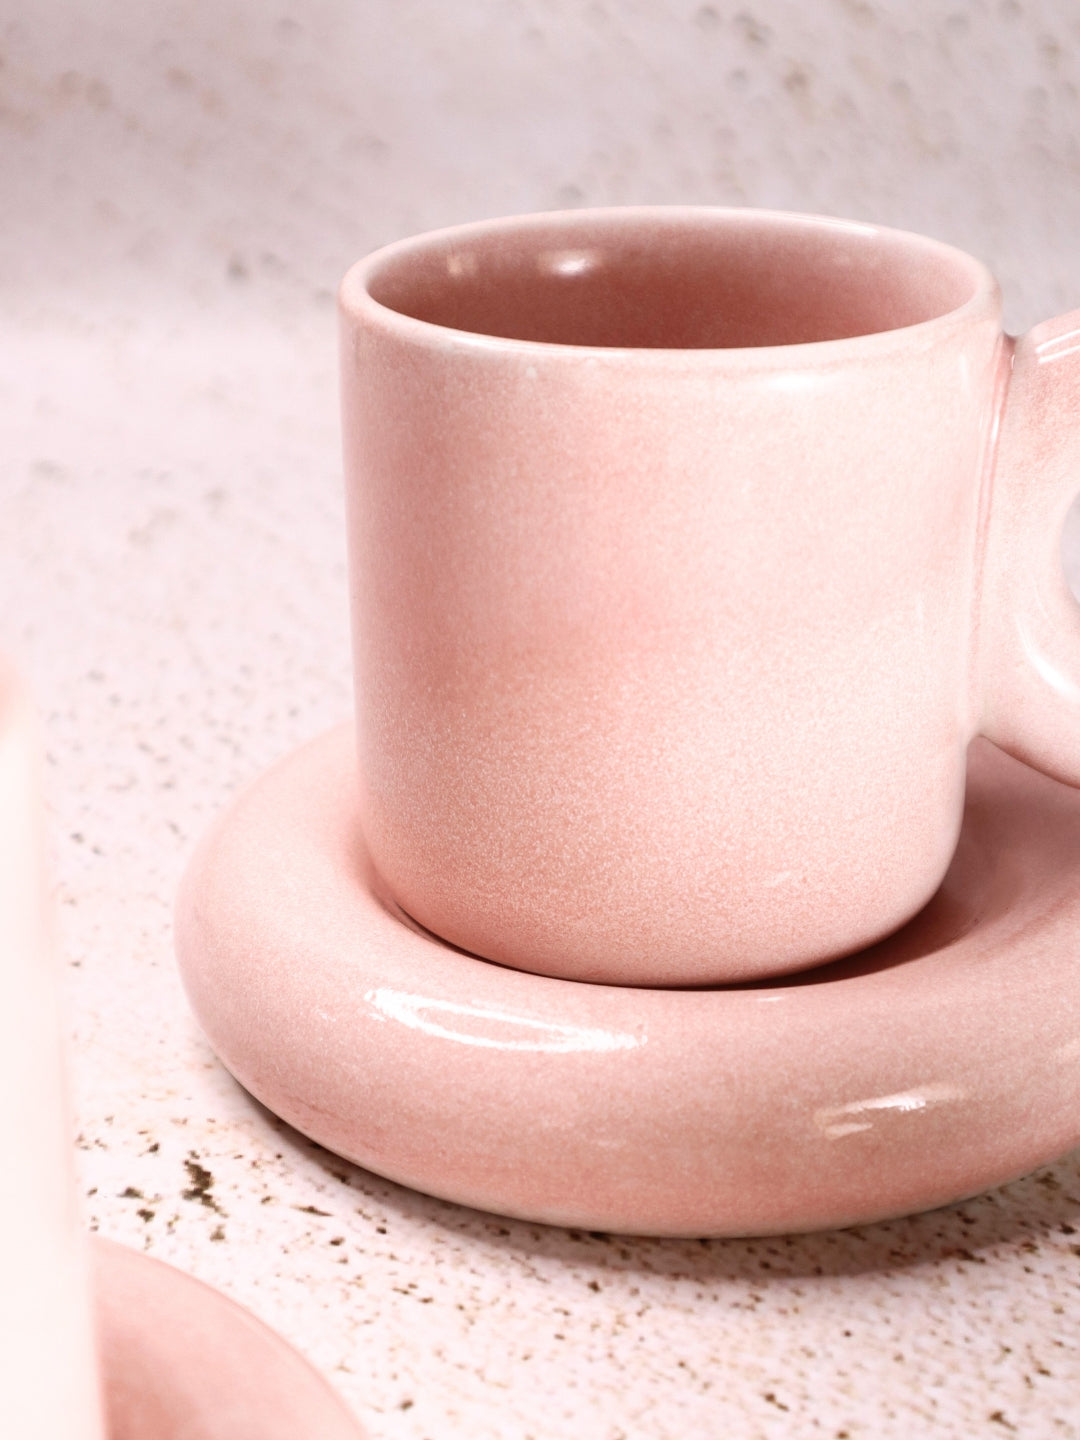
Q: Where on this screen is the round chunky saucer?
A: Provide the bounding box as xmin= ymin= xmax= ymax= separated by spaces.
xmin=92 ymin=1236 xmax=365 ymax=1439
xmin=176 ymin=727 xmax=1080 ymax=1238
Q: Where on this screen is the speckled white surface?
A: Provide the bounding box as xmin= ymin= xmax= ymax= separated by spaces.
xmin=6 ymin=2 xmax=1080 ymax=1436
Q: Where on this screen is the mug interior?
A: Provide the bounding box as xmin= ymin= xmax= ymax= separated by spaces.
xmin=364 ymin=210 xmax=984 ymax=349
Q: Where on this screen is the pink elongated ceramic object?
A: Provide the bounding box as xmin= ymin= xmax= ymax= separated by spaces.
xmin=338 ymin=208 xmax=1080 ymax=986
xmin=92 ymin=1238 xmax=366 ymax=1440
xmin=176 ymin=725 xmax=1080 ymax=1238
xmin=0 ymin=662 xmax=106 ymax=1439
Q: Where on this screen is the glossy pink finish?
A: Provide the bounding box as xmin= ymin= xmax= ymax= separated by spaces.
xmin=92 ymin=1237 xmax=367 ymax=1440
xmin=980 ymin=312 xmax=1080 ymax=780
xmin=0 ymin=663 xmax=106 ymax=1439
xmin=340 ymin=207 xmax=1080 ymax=987
xmin=176 ymin=725 xmax=1080 ymax=1238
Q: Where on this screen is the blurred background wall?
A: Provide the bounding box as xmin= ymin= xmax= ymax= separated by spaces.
xmin=3 ymin=0 xmax=1079 ymax=334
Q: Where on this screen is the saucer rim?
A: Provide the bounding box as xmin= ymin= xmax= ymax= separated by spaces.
xmin=175 ymin=725 xmax=1080 ymax=1238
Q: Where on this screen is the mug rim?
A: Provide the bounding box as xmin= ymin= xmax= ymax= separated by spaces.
xmin=339 ymin=205 xmax=1001 ymax=363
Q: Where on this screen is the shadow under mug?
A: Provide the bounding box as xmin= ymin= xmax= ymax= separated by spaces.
xmin=339 ymin=206 xmax=1080 ymax=987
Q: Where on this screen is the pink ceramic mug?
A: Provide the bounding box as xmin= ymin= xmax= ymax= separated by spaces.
xmin=339 ymin=206 xmax=1080 ymax=987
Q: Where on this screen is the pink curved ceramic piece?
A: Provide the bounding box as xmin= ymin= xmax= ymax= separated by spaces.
xmin=176 ymin=726 xmax=1080 ymax=1238
xmin=92 ymin=1236 xmax=367 ymax=1440
xmin=0 ymin=662 xmax=106 ymax=1438
xmin=339 ymin=207 xmax=1080 ymax=987
xmin=980 ymin=309 xmax=1080 ymax=783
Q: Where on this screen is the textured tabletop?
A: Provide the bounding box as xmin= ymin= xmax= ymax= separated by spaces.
xmin=3 ymin=304 xmax=1080 ymax=1440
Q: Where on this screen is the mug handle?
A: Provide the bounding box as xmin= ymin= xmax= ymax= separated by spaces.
xmin=981 ymin=309 xmax=1080 ymax=784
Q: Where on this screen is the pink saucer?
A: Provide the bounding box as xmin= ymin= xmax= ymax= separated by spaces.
xmin=176 ymin=727 xmax=1080 ymax=1238
xmin=93 ymin=1236 xmax=365 ymax=1439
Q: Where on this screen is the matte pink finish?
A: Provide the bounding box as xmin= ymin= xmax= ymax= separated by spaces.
xmin=176 ymin=725 xmax=1080 ymax=1238
xmin=92 ymin=1237 xmax=367 ymax=1440
xmin=339 ymin=208 xmax=1080 ymax=986
xmin=0 ymin=663 xmax=106 ymax=1440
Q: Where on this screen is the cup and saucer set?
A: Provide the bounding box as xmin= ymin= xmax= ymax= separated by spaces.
xmin=180 ymin=206 xmax=1080 ymax=1237
xmin=9 ymin=206 xmax=1080 ymax=1435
